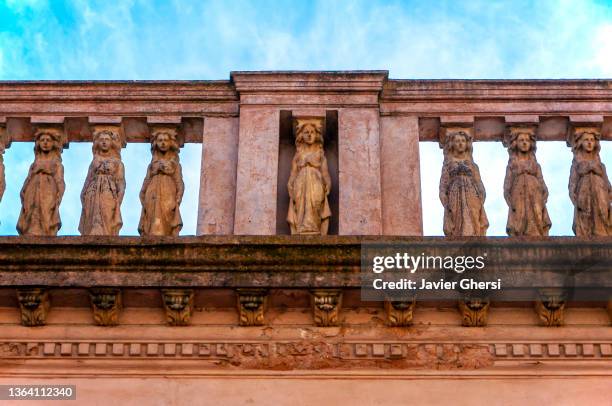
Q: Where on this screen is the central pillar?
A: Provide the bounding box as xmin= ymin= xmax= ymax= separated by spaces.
xmin=233 ymin=108 xmax=280 ymax=235
xmin=338 ymin=108 xmax=383 ymax=235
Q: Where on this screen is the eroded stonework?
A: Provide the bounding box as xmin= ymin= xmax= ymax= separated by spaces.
xmin=439 ymin=127 xmax=488 ymax=236
xmin=568 ymin=127 xmax=612 ymax=237
xmin=79 ymin=126 xmax=125 ymax=236
xmin=503 ymin=125 xmax=551 ymax=236
xmin=287 ymin=117 xmax=332 ymax=236
xmin=139 ymin=126 xmax=184 ymax=237
xmin=17 ymin=127 xmax=65 ymax=236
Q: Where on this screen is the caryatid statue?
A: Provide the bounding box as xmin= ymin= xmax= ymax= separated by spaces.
xmin=138 ymin=126 xmax=184 ymax=236
xmin=17 ymin=127 xmax=65 ymax=236
xmin=79 ymin=126 xmax=126 ymax=236
xmin=439 ymin=127 xmax=489 ymax=236
xmin=287 ymin=117 xmax=332 ymax=235
xmin=503 ymin=126 xmax=551 ymax=236
xmin=568 ymin=127 xmax=611 ymax=237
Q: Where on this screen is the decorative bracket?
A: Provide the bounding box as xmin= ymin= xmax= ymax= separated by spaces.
xmin=311 ymin=289 xmax=342 ymax=327
xmin=458 ymin=296 xmax=490 ymax=327
xmin=384 ymin=297 xmax=416 ymax=327
xmin=89 ymin=288 xmax=122 ymax=326
xmin=236 ymin=289 xmax=268 ymax=326
xmin=535 ymin=289 xmax=565 ymax=327
xmin=17 ymin=288 xmax=49 ymax=327
xmin=161 ymin=289 xmax=194 ymax=326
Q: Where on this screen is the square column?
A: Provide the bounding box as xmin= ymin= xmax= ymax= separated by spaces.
xmin=338 ymin=108 xmax=382 ymax=235
xmin=233 ymin=108 xmax=280 ymax=235
xmin=197 ymin=116 xmax=239 ymax=235
xmin=380 ymin=116 xmax=423 ymax=235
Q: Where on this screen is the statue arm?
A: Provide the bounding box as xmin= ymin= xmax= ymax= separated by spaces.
xmin=139 ymin=164 xmax=152 ymax=204
xmin=569 ymin=161 xmax=578 ymax=205
xmin=116 ymin=161 xmax=126 ymax=204
xmin=20 ymin=164 xmax=34 ymax=202
xmin=175 ymin=162 xmax=185 ymax=204
xmin=80 ymin=162 xmax=95 ymax=203
xmin=503 ymin=162 xmax=512 ymax=206
xmin=439 ymin=163 xmax=449 ymax=209
xmin=287 ymin=156 xmax=298 ymax=199
xmin=600 ymin=162 xmax=612 ymax=201
xmin=55 ymin=163 xmax=65 ymax=202
xmin=321 ymin=155 xmax=332 ymax=195
xmin=537 ymin=163 xmax=549 ymax=202
xmin=473 ymin=162 xmax=487 ymax=202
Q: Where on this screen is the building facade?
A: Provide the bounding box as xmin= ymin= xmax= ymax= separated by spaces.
xmin=0 ymin=72 xmax=611 ymax=405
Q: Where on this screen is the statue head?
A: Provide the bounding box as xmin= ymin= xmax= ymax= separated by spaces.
xmin=34 ymin=127 xmax=64 ymax=158
xmin=294 ymin=118 xmax=324 ymax=148
xmin=150 ymin=127 xmax=180 ymax=158
xmin=443 ymin=128 xmax=473 ymax=159
xmin=505 ymin=126 xmax=537 ymax=156
xmin=572 ymin=128 xmax=601 ymax=155
xmin=93 ymin=127 xmax=122 ymax=157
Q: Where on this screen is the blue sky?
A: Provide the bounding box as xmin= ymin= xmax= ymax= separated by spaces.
xmin=0 ymin=0 xmax=611 ymax=235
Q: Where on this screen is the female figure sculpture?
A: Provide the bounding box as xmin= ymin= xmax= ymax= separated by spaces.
xmin=138 ymin=127 xmax=184 ymax=236
xmin=569 ymin=128 xmax=611 ymax=237
xmin=17 ymin=128 xmax=65 ymax=236
xmin=439 ymin=128 xmax=488 ymax=236
xmin=503 ymin=127 xmax=551 ymax=236
xmin=79 ymin=128 xmax=126 ymax=235
xmin=287 ymin=118 xmax=332 ymax=235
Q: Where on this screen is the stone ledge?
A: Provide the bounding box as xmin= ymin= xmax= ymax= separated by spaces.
xmin=0 ymin=236 xmax=610 ymax=289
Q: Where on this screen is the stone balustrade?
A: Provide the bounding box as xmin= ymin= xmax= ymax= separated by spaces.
xmin=0 ymin=72 xmax=610 ymax=329
xmin=0 ymin=74 xmax=610 ymax=238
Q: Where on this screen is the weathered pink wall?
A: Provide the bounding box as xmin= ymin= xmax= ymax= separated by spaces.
xmin=197 ymin=116 xmax=239 ymax=235
xmin=380 ymin=115 xmax=423 ymax=235
xmin=338 ymin=108 xmax=383 ymax=235
xmin=233 ymin=108 xmax=280 ymax=235
xmin=1 ymin=377 xmax=610 ymax=406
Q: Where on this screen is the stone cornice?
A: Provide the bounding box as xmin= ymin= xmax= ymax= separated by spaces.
xmin=382 ymin=79 xmax=612 ymax=101
xmin=230 ymin=70 xmax=389 ymax=94
xmin=0 ymin=80 xmax=238 ymax=101
xmin=0 ymin=236 xmax=610 ymax=292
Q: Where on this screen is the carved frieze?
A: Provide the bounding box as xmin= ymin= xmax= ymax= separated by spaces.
xmin=89 ymin=288 xmax=122 ymax=326
xmin=17 ymin=288 xmax=50 ymax=327
xmin=161 ymin=289 xmax=194 ymax=326
xmin=384 ymin=298 xmax=416 ymax=327
xmin=311 ymin=289 xmax=342 ymax=326
xmin=535 ymin=289 xmax=565 ymax=327
xmin=458 ymin=296 xmax=490 ymax=327
xmin=236 ymin=289 xmax=268 ymax=326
